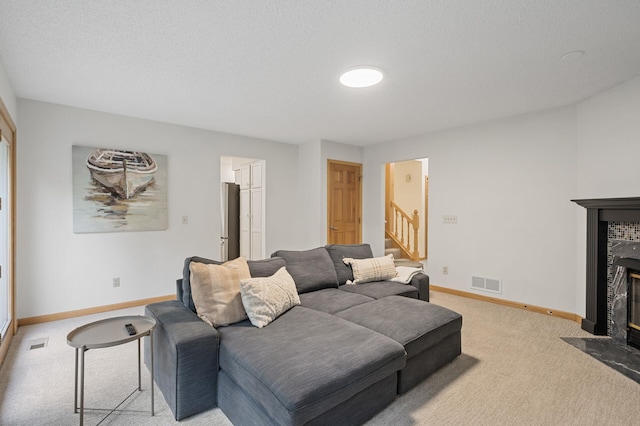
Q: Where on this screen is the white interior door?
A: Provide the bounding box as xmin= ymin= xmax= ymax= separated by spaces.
xmin=250 ymin=187 xmax=263 ymax=260
xmin=239 ymin=189 xmax=251 ymax=258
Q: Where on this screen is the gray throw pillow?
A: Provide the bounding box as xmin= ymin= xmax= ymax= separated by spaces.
xmin=271 ymin=247 xmax=339 ymax=294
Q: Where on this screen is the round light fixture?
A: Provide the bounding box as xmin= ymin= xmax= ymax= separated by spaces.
xmin=339 ymin=66 xmax=384 ymax=88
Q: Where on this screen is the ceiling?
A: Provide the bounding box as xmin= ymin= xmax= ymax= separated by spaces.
xmin=1 ymin=1 xmax=640 ymax=147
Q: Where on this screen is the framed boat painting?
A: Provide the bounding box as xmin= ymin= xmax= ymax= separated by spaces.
xmin=72 ymin=145 xmax=168 ymax=233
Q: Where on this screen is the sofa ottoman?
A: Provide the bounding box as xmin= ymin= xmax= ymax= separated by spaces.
xmin=217 ymin=306 xmax=406 ymax=425
xmin=336 ymin=296 xmax=462 ymax=393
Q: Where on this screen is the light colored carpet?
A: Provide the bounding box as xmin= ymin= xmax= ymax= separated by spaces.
xmin=1 ymin=292 xmax=638 ymax=425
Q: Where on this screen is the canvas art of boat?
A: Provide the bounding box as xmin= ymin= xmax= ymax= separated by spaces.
xmin=86 ymin=148 xmax=158 ymax=199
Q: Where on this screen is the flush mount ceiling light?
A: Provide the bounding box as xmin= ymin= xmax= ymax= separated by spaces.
xmin=561 ymin=50 xmax=585 ymax=60
xmin=339 ymin=66 xmax=384 ymax=88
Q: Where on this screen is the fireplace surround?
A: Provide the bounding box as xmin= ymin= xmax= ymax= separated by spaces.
xmin=572 ymin=197 xmax=640 ymax=338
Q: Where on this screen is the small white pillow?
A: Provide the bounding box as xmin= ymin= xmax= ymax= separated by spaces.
xmin=240 ymin=267 xmax=301 ymax=328
xmin=342 ymin=254 xmax=397 ymax=284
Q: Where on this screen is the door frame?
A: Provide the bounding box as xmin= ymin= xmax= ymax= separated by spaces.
xmin=327 ymin=159 xmax=362 ymax=244
xmin=0 ymin=95 xmax=16 ymax=367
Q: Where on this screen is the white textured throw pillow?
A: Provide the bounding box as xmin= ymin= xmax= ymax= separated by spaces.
xmin=343 ymin=254 xmax=397 ymax=284
xmin=240 ymin=267 xmax=301 ymax=328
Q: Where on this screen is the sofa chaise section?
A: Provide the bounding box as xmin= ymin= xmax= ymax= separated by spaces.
xmin=217 ymin=306 xmax=406 ymax=426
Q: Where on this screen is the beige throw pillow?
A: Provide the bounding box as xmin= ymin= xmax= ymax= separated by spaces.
xmin=342 ymin=254 xmax=397 ymax=284
xmin=240 ymin=267 xmax=301 ymax=328
xmin=189 ymin=257 xmax=251 ymax=327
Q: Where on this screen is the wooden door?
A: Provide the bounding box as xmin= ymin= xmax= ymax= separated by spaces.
xmin=327 ymin=160 xmax=362 ymax=244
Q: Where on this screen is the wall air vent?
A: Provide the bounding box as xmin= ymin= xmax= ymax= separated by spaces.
xmin=471 ymin=276 xmax=502 ymax=294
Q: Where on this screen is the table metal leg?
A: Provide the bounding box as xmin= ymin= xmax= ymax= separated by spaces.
xmin=150 ymin=331 xmax=154 ymax=416
xmin=74 ymin=347 xmax=78 ymax=414
xmin=137 ymin=338 xmax=141 ymax=391
xmin=80 ymin=346 xmax=85 ymax=426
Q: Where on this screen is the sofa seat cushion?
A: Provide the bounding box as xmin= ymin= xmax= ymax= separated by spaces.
xmin=298 ymin=288 xmax=374 ymax=315
xmin=339 ymin=281 xmax=419 ymax=300
xmin=217 ymin=306 xmax=406 ymax=425
xmin=336 ymin=296 xmax=462 ymax=360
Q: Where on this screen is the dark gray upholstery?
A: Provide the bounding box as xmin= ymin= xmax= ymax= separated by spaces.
xmin=299 ymin=288 xmax=374 ymax=314
xmin=248 ymin=257 xmax=287 ymax=277
xmin=271 ymin=247 xmax=339 ymax=294
xmin=144 ymin=300 xmax=220 ymax=420
xmin=148 ymin=247 xmax=448 ymax=422
xmin=217 ymin=306 xmax=406 ymax=425
xmin=218 ymin=370 xmax=398 ymax=426
xmin=325 ymin=243 xmax=374 ymax=285
xmin=336 ymin=296 xmax=462 ymax=393
xmin=339 ymin=280 xmax=419 ymax=300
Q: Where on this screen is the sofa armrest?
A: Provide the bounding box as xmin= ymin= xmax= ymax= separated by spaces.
xmin=144 ymin=300 xmax=219 ymax=420
xmin=411 ymin=274 xmax=430 ymax=302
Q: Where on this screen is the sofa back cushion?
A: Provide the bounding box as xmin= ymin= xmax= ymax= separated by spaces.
xmin=270 ymin=247 xmax=339 ymax=294
xmin=325 ymin=244 xmax=374 ymax=285
xmin=181 ymin=256 xmax=287 ymax=312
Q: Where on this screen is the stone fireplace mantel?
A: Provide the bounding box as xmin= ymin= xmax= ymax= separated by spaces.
xmin=572 ymin=197 xmax=640 ymax=335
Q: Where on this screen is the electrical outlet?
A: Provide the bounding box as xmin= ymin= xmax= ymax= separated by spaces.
xmin=113 ymin=277 xmax=120 ymax=288
xmin=442 ymin=266 xmax=449 ymax=275
xmin=182 ymin=215 xmax=189 ymax=225
xmin=442 ymin=215 xmax=458 ymax=224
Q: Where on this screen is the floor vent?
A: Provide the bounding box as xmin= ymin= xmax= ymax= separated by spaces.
xmin=471 ymin=276 xmax=502 ymax=294
xmin=27 ymin=337 xmax=49 ymax=351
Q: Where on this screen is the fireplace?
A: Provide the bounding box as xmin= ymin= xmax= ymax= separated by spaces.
xmin=572 ymin=197 xmax=640 ymax=339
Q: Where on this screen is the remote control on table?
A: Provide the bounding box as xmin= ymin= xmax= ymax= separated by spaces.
xmin=125 ymin=323 xmax=137 ymax=336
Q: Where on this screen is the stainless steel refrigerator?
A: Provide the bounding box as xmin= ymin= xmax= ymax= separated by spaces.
xmin=220 ymin=182 xmax=240 ymax=261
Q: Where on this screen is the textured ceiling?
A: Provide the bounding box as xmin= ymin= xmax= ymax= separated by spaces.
xmin=1 ymin=1 xmax=640 ymax=146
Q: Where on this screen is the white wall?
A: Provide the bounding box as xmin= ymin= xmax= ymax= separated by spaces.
xmin=364 ymin=106 xmax=579 ymax=313
xmin=297 ymin=140 xmax=323 ymax=247
xmin=16 ymin=99 xmax=300 ymax=318
xmin=573 ymin=74 xmax=640 ymax=317
xmin=0 ymin=59 xmax=17 ymax=122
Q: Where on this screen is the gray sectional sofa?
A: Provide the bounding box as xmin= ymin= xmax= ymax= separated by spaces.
xmin=144 ymin=244 xmax=462 ymax=425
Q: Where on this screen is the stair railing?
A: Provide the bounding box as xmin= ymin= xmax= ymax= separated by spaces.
xmin=388 ymin=201 xmax=420 ymax=261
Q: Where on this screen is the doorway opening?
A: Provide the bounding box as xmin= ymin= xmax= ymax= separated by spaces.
xmin=220 ymin=156 xmax=266 ymax=260
xmin=384 ymin=158 xmax=428 ymax=262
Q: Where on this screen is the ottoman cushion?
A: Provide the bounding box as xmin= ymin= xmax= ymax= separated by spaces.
xmin=336 ymin=296 xmax=462 ymax=360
